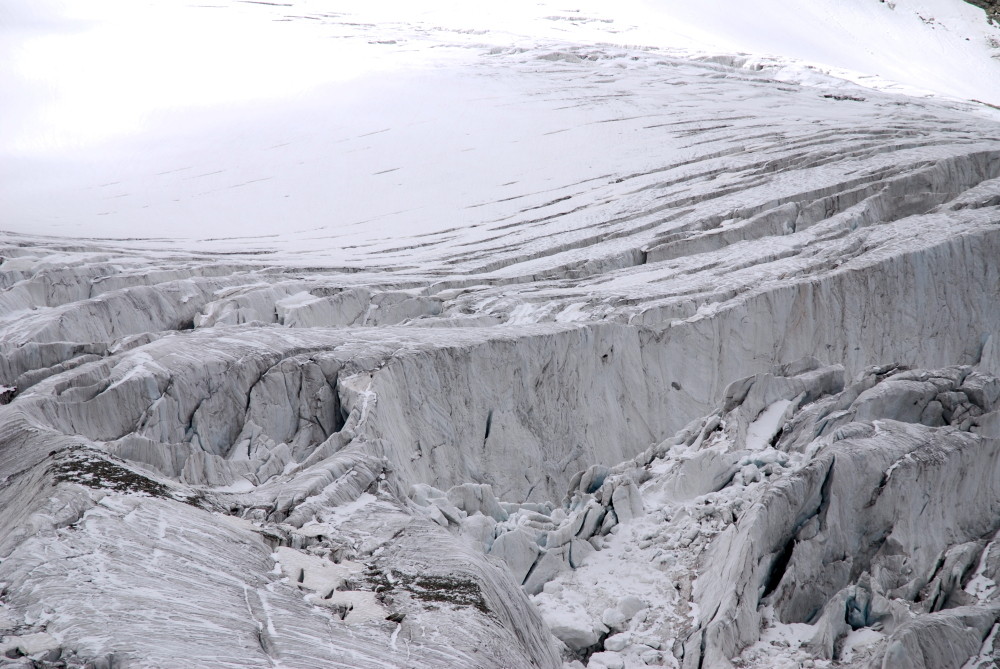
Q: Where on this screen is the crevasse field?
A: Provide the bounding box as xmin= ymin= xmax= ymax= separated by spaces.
xmin=2 ymin=1 xmax=1000 ymax=668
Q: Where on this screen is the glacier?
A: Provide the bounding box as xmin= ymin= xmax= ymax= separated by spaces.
xmin=1 ymin=0 xmax=1000 ymax=668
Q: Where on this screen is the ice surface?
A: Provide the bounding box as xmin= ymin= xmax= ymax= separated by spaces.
xmin=2 ymin=1 xmax=1000 ymax=668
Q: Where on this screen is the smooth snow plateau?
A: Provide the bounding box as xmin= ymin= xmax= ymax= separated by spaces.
xmin=1 ymin=0 xmax=999 ymax=252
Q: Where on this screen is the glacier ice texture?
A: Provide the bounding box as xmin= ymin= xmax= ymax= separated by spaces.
xmin=3 ymin=14 xmax=1000 ymax=669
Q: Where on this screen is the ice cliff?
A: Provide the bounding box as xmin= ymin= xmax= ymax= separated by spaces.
xmin=2 ymin=1 xmax=1000 ymax=668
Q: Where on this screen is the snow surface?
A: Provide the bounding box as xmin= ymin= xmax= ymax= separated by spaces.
xmin=744 ymin=399 xmax=793 ymax=451
xmin=1 ymin=0 xmax=999 ymax=257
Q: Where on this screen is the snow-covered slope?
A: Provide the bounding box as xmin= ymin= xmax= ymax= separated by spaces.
xmin=1 ymin=0 xmax=999 ymax=247
xmin=1 ymin=1 xmax=1000 ymax=668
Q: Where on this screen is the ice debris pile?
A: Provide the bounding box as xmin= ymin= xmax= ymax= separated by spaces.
xmin=410 ymin=358 xmax=1000 ymax=669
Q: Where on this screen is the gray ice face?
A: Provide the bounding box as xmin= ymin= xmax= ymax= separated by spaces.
xmin=2 ymin=2 xmax=1000 ymax=668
